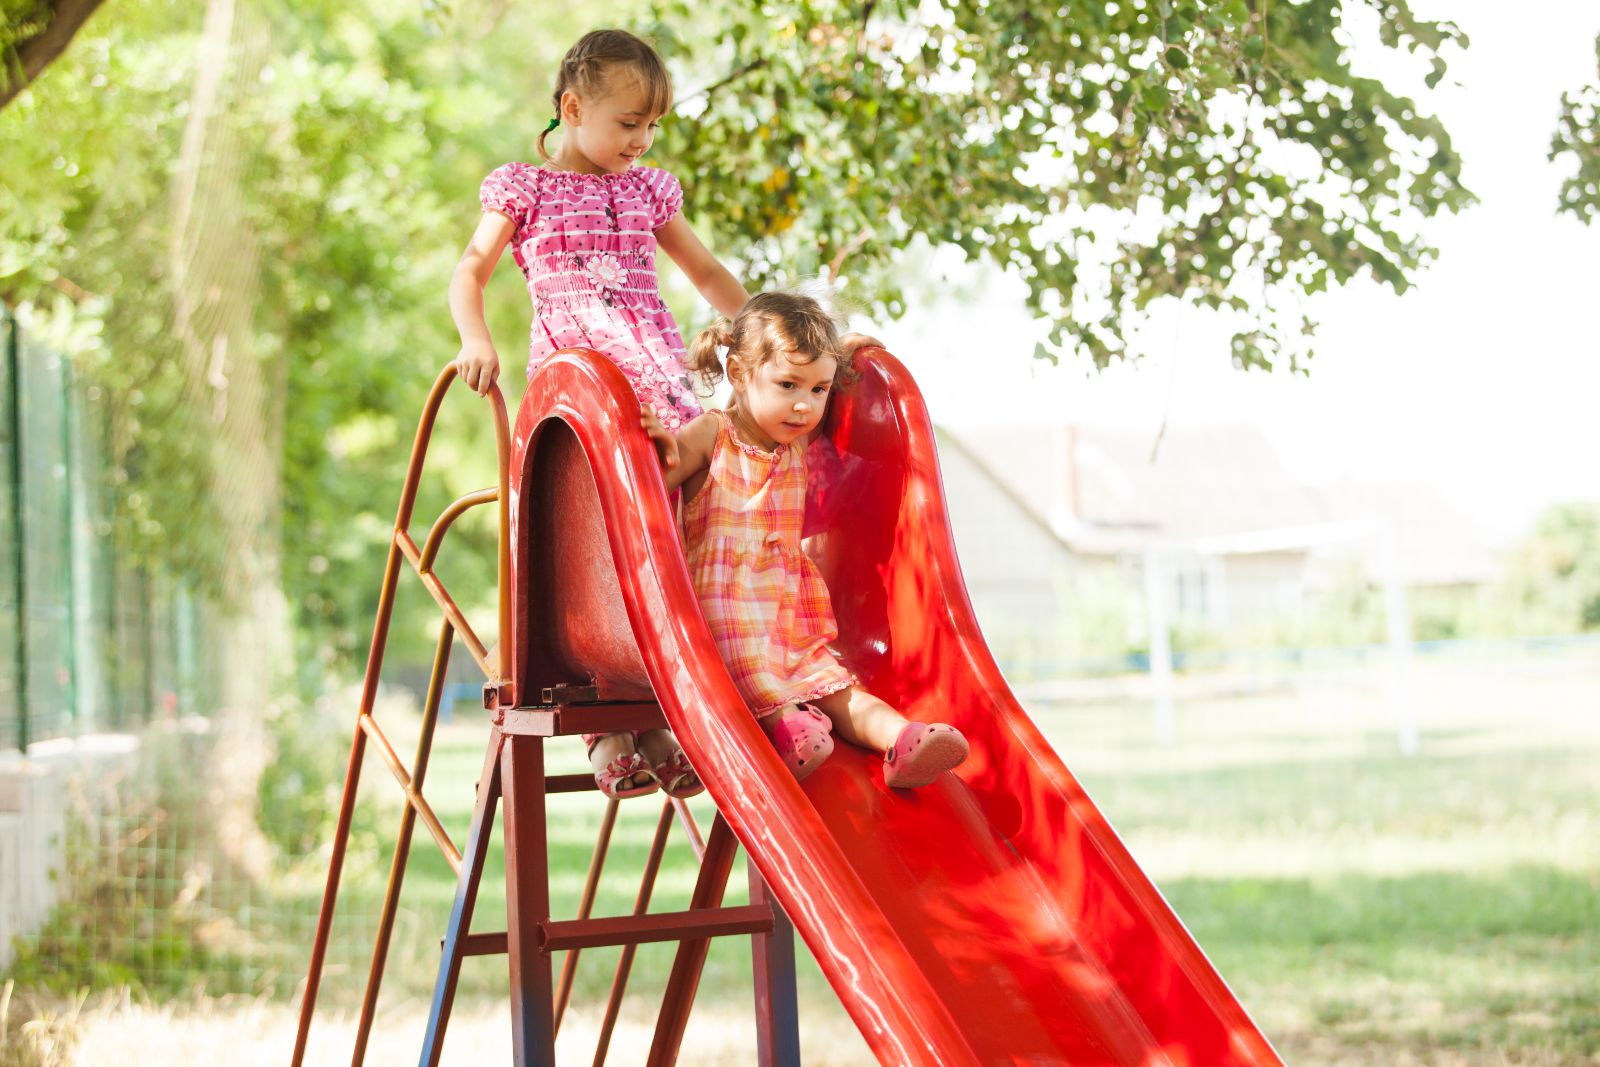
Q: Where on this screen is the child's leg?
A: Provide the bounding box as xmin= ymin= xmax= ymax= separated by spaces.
xmin=810 ymin=686 xmax=908 ymax=752
xmin=813 ymin=686 xmax=968 ymax=788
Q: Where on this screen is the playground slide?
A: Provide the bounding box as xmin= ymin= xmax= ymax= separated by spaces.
xmin=511 ymin=348 xmax=1282 ymax=1067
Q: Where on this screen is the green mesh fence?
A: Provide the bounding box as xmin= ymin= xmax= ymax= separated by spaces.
xmin=0 ymin=307 xmax=213 ymax=752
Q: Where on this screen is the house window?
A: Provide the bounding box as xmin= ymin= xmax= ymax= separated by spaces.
xmin=1175 ymin=566 xmax=1209 ymax=621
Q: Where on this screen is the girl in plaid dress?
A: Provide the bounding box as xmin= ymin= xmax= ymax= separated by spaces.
xmin=642 ymin=293 xmax=970 ymax=788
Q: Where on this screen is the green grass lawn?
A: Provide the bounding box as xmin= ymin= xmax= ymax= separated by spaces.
xmin=139 ymin=652 xmax=1600 ymax=1063
xmin=1037 ymin=657 xmax=1600 ymax=1063
xmin=246 ymin=652 xmax=1587 ymax=1062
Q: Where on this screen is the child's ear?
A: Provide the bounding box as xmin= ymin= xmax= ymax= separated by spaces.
xmin=560 ymin=89 xmax=582 ymax=126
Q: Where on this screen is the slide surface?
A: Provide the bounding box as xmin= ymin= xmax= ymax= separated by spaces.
xmin=509 ymin=348 xmax=1282 ymax=1067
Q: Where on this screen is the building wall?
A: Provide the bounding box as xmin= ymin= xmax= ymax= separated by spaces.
xmin=936 ymin=435 xmax=1132 ymax=675
xmin=0 ymin=736 xmax=142 ymax=969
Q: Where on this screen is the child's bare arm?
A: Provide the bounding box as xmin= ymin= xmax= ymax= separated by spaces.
xmin=641 ymin=410 xmax=717 ymax=493
xmin=839 ymin=331 xmax=883 ymax=354
xmin=654 ymin=214 xmax=748 ymax=319
xmin=449 ymin=211 xmax=516 ymax=395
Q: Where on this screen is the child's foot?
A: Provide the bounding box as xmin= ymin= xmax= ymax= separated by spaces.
xmin=764 ymin=703 xmax=835 ymax=783
xmin=882 ymin=722 xmax=968 ymax=789
xmin=637 ymin=729 xmax=704 ymax=799
xmin=588 ymin=732 xmax=658 ymax=799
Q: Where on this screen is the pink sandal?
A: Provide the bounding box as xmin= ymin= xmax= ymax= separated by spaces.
xmin=650 ymin=745 xmax=705 ymax=799
xmin=883 ymin=722 xmax=969 ymax=789
xmin=588 ymin=733 xmax=659 ymax=799
xmin=767 ymin=703 xmax=835 ymax=783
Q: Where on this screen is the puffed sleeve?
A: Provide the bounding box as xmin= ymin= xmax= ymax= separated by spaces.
xmin=479 ymin=162 xmax=535 ymax=231
xmin=641 ymin=167 xmax=684 ymax=230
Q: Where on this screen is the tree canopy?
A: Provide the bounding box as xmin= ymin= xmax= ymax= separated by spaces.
xmin=1550 ymin=33 xmax=1600 ymax=223
xmin=648 ymin=0 xmax=1474 ymax=372
xmin=1 ymin=0 xmax=547 ymax=666
xmin=0 ymin=0 xmax=1589 ymax=673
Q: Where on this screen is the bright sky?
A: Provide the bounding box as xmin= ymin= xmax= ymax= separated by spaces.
xmin=883 ymin=0 xmax=1600 ymax=542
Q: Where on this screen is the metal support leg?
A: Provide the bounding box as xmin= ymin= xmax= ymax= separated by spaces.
xmin=292 ymin=539 xmax=406 ymax=1066
xmin=645 ymin=815 xmax=740 ymax=1067
xmin=593 ymin=799 xmax=676 ymax=1066
xmin=419 ymin=728 xmax=505 ymax=1067
xmin=352 ymin=620 xmax=453 ymax=1065
xmin=555 ymin=796 xmax=620 ymax=1035
xmin=749 ymin=860 xmax=802 ymax=1067
xmin=503 ymin=732 xmax=556 ymax=1066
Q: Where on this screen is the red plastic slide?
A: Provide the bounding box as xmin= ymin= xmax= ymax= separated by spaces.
xmin=511 ymin=348 xmax=1282 ymax=1067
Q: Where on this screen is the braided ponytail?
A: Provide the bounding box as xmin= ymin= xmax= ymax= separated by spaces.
xmin=536 ymin=117 xmax=560 ymax=163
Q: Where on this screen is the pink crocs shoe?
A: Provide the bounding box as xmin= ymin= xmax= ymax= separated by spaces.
xmin=767 ymin=703 xmax=835 ymax=783
xmin=883 ymin=722 xmax=969 ymax=789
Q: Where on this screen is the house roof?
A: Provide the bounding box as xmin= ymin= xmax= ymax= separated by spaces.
xmin=942 ymin=422 xmax=1498 ymax=584
xmin=952 ymin=423 xmax=1325 ymax=546
xmin=1307 ymin=480 xmax=1499 ymax=586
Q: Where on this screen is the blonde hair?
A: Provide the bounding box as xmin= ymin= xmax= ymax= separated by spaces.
xmin=538 ymin=30 xmax=674 ymax=162
xmin=687 ymin=292 xmax=854 ymax=392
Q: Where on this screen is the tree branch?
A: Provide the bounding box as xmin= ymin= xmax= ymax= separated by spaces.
xmin=1 ymin=0 xmax=111 ymax=111
xmin=676 ymin=55 xmax=769 ymax=111
xmin=826 ymin=227 xmax=873 ymax=281
xmin=49 ymin=275 xmax=94 ymax=301
xmin=856 ymin=0 xmax=877 ymax=59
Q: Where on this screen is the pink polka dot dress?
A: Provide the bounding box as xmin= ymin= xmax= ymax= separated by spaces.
xmin=479 ymin=162 xmax=703 ymax=431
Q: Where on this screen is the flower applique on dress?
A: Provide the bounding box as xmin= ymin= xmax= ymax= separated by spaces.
xmin=585 ymin=254 xmax=627 ymax=307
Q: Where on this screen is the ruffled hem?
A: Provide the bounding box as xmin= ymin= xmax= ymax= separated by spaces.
xmin=535 ymin=165 xmax=649 ymax=187
xmin=751 ymin=674 xmax=857 ymax=718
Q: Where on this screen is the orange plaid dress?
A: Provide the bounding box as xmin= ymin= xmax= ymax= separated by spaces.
xmin=681 ymin=411 xmax=857 ymax=716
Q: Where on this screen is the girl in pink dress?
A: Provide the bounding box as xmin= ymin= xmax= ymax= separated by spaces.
xmin=641 ymin=292 xmax=970 ymax=789
xmin=447 ymin=30 xmax=750 ymax=799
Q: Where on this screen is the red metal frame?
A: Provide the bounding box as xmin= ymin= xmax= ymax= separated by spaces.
xmin=290 ymin=363 xmax=801 ymax=1067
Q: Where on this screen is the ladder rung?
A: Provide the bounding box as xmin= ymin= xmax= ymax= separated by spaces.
xmin=459 ymin=931 xmax=509 ymax=957
xmin=546 ymin=904 xmax=774 ymax=951
xmin=546 ymin=773 xmax=599 ymax=794
xmin=452 ymin=904 xmax=774 ymax=958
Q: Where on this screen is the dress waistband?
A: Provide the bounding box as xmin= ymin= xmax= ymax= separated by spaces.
xmin=688 ymin=531 xmax=803 ymax=553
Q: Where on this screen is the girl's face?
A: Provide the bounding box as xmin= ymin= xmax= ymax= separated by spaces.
xmin=730 ymin=348 xmax=839 ymax=450
xmin=559 ymin=76 xmax=662 ymax=174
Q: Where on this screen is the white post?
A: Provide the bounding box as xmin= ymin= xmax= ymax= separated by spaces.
xmin=1380 ymin=526 xmax=1418 ymax=755
xmin=1143 ymin=549 xmax=1176 ymax=746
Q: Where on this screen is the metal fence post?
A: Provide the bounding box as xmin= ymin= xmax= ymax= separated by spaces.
xmin=4 ymin=306 xmax=27 ymax=752
xmin=60 ymin=346 xmax=80 ymax=734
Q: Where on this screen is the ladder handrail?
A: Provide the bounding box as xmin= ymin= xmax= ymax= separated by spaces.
xmin=394 ymin=364 xmax=513 ymax=684
xmin=291 ymin=364 xmax=511 ymax=1067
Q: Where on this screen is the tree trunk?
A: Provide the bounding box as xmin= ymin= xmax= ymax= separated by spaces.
xmin=166 ymin=0 xmax=283 ymax=880
xmin=1 ymin=0 xmax=110 ymax=110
